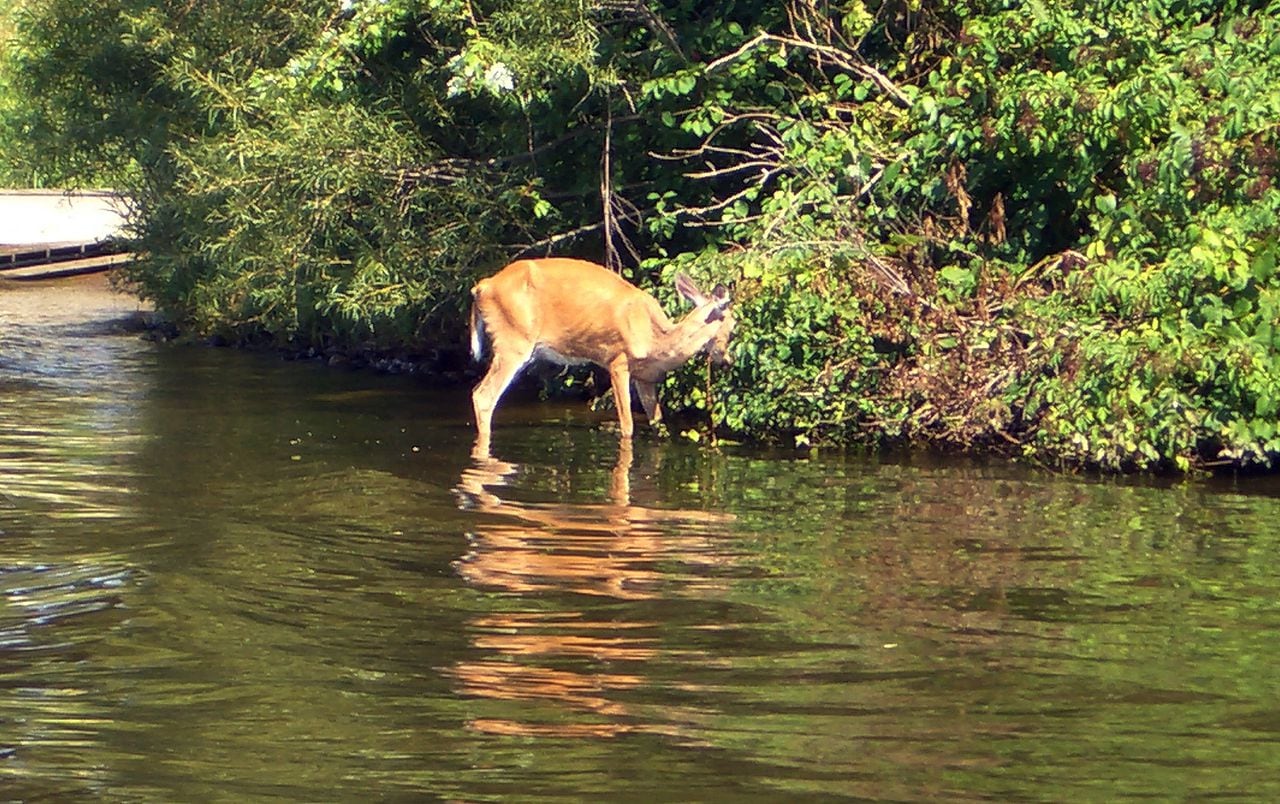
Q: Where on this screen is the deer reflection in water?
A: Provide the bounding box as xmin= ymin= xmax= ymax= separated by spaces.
xmin=449 ymin=442 xmax=737 ymax=739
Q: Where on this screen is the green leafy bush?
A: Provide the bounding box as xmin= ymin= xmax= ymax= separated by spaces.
xmin=655 ymin=250 xmax=883 ymax=448
xmin=4 ymin=0 xmax=1279 ymax=471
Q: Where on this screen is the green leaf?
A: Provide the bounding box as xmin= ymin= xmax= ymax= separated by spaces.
xmin=1251 ymin=248 xmax=1276 ymax=282
xmin=882 ymin=160 xmax=902 ymax=185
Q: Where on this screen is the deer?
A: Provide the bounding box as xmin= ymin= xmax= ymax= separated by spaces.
xmin=468 ymin=258 xmax=735 ymax=454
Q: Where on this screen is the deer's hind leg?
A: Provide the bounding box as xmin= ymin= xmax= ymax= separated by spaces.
xmin=634 ymin=379 xmax=662 ymax=429
xmin=472 ymin=340 xmax=533 ymax=456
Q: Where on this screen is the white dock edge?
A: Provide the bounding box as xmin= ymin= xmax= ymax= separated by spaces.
xmin=0 ymin=189 xmax=129 ymax=247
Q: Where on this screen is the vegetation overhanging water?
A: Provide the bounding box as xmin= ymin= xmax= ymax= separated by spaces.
xmin=4 ymin=1 xmax=1279 ymax=471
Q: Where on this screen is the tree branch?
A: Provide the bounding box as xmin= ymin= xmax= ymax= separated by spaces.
xmin=704 ymin=32 xmax=911 ymax=109
xmin=511 ymin=221 xmax=606 ymax=255
xmin=592 ymin=0 xmax=688 ymax=62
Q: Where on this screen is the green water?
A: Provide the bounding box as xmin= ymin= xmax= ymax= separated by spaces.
xmin=3 ymin=279 xmax=1280 ymax=800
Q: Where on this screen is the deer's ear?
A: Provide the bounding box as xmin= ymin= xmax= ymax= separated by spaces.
xmin=674 ymin=272 xmax=707 ymax=306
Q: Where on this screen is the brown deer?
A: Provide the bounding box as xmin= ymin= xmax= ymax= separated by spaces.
xmin=468 ymin=258 xmax=735 ymax=454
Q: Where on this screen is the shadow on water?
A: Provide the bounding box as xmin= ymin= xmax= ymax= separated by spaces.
xmin=5 ymin=276 xmax=1280 ymax=799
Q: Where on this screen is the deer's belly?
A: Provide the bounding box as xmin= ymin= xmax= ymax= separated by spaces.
xmin=533 ymin=345 xmax=594 ymax=367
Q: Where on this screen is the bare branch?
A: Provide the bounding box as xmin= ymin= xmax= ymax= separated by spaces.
xmin=601 ymin=104 xmax=619 ymax=269
xmin=757 ymin=238 xmax=913 ymax=297
xmin=639 ymin=10 xmax=687 ymax=62
xmin=672 ymin=166 xmax=784 ymax=222
xmin=685 ymin=160 xmax=781 ymax=180
xmin=593 ymin=0 xmax=688 ymax=62
xmin=703 ymin=32 xmax=911 ymax=109
xmin=703 ymin=32 xmax=771 ymax=74
xmin=512 ymin=221 xmax=606 ymax=255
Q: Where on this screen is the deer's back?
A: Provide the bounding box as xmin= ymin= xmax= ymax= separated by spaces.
xmin=473 ymin=259 xmax=669 ymax=365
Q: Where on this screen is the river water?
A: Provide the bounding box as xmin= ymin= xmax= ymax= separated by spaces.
xmin=3 ymin=275 xmax=1280 ymax=800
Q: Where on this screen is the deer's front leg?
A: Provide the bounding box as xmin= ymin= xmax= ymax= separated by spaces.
xmin=608 ymin=357 xmax=635 ymax=439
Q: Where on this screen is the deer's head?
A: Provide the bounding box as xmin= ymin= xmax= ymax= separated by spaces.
xmin=674 ymin=273 xmax=736 ymax=367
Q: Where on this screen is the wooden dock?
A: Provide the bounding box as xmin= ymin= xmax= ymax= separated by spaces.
xmin=0 ymin=190 xmax=132 ymax=281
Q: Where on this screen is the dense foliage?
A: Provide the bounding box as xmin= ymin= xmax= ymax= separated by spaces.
xmin=2 ymin=0 xmax=1278 ymax=471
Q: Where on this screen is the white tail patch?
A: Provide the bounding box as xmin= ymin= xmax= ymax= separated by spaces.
xmin=469 ymin=299 xmax=487 ymax=362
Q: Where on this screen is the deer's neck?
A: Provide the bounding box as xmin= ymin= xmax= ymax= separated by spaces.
xmin=633 ymin=302 xmax=722 ymax=379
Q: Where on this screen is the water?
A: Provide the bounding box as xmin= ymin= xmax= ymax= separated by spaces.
xmin=3 ymin=276 xmax=1280 ymax=800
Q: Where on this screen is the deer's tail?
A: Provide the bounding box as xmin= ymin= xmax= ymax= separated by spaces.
xmin=468 ymin=286 xmax=486 ymax=362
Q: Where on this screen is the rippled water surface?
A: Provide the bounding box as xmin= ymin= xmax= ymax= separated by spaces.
xmin=4 ymin=275 xmax=1280 ymax=800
